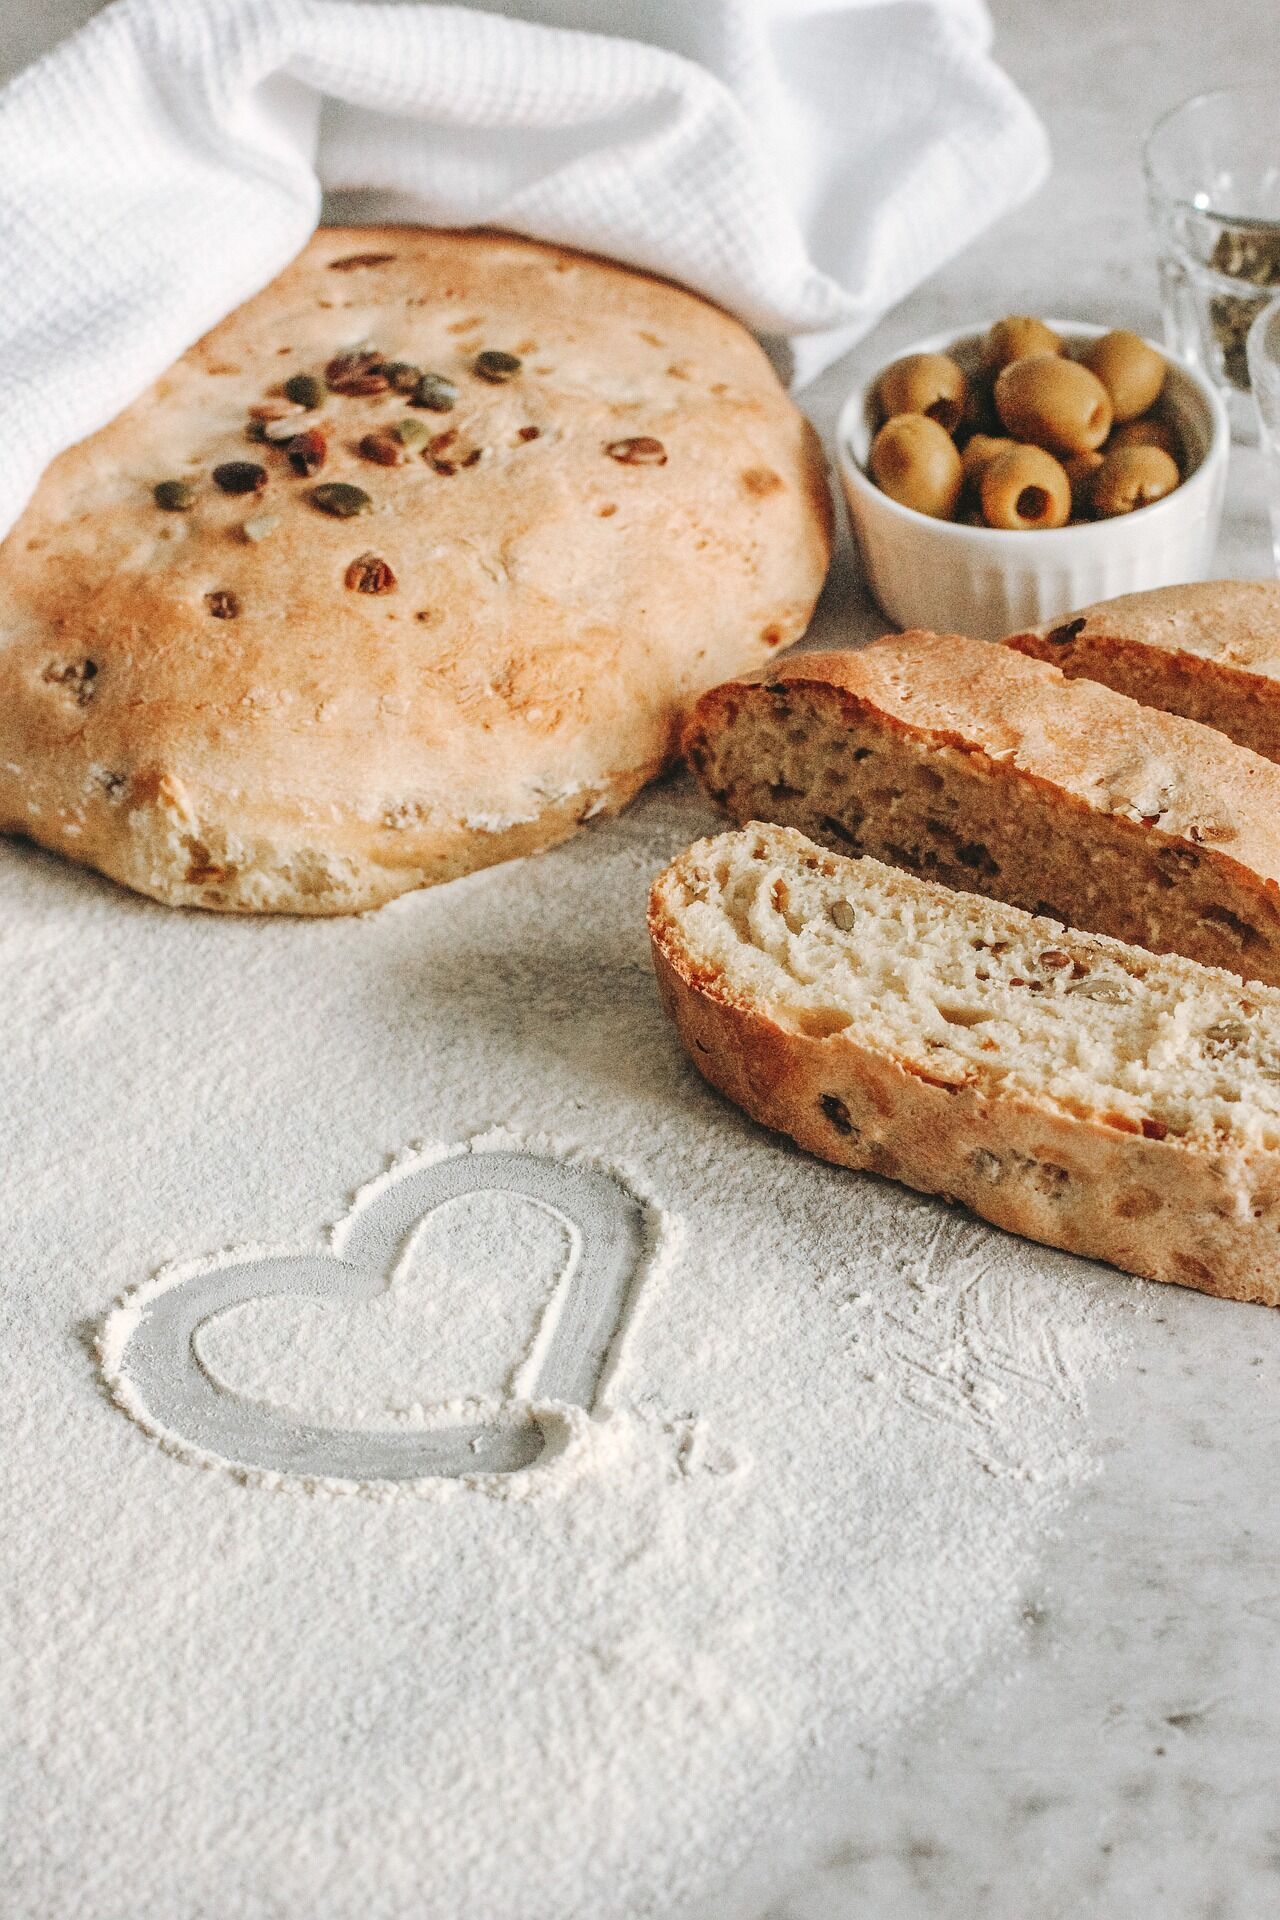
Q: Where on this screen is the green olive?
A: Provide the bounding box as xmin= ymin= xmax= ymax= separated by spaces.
xmin=1090 ymin=445 xmax=1181 ymax=517
xmin=1107 ymin=415 xmax=1181 ymax=463
xmin=994 ymin=354 xmax=1113 ymax=454
xmin=979 ymin=445 xmax=1071 ymax=531
xmin=1081 ymin=331 xmax=1166 ymax=423
xmin=1061 ymin=449 xmax=1105 ymax=515
xmin=868 ymin=413 xmax=963 ymax=518
xmin=960 ymin=433 xmax=1016 ymax=486
xmin=876 ymin=353 xmax=969 ymax=433
xmin=981 ymin=317 xmax=1062 ymax=375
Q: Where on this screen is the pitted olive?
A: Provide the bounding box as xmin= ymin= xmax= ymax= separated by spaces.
xmin=981 ymin=317 xmax=1062 ymax=375
xmin=1081 ymin=331 xmax=1167 ymax=422
xmin=875 ymin=353 xmax=969 ymax=434
xmin=868 ymin=413 xmax=964 ymax=518
xmin=1090 ymin=445 xmax=1181 ymax=517
xmin=1062 ymin=448 xmax=1105 ymax=514
xmin=994 ymin=354 xmax=1113 ymax=454
xmin=978 ymin=445 xmax=1072 ymax=530
xmin=960 ymin=433 xmax=1017 ymax=486
xmin=1107 ymin=415 xmax=1181 ymax=462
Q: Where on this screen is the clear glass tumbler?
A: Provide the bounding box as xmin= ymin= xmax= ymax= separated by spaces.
xmin=1247 ymin=294 xmax=1280 ymax=573
xmin=1145 ymin=87 xmax=1280 ymax=440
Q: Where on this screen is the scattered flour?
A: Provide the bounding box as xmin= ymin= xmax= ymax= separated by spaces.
xmin=0 ymin=780 xmax=1137 ymax=1920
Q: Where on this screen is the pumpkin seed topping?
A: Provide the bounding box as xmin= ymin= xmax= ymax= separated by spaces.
xmin=829 ymin=899 xmax=856 ymax=931
xmin=283 ymin=372 xmax=325 ymax=409
xmin=345 ymin=552 xmax=397 ymax=595
xmin=154 ymin=479 xmax=195 ymax=511
xmin=263 ymin=410 xmax=321 ymax=442
xmin=473 ymin=350 xmax=521 ymax=383
xmin=286 ymin=428 xmax=328 ymax=477
xmin=359 ymin=430 xmax=404 ymax=467
xmin=410 ymin=372 xmax=458 ymax=412
xmin=605 ymin=436 xmax=667 ymax=466
xmin=311 ymin=482 xmax=373 ymax=518
xmin=393 ymin=417 xmax=429 ymax=447
xmin=213 ymin=460 xmax=268 ymax=495
xmin=383 ymin=361 xmax=423 ymax=394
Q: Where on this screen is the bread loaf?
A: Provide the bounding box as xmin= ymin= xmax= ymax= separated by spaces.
xmin=1007 ymin=580 xmax=1280 ymax=763
xmin=683 ymin=631 xmax=1280 ymax=984
xmin=649 ymin=822 xmax=1280 ymax=1305
xmin=0 ymin=227 xmax=831 ymax=913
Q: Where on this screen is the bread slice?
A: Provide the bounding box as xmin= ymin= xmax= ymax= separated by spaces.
xmin=1007 ymin=580 xmax=1280 ymax=763
xmin=683 ymin=631 xmax=1280 ymax=985
xmin=649 ymin=822 xmax=1280 ymax=1305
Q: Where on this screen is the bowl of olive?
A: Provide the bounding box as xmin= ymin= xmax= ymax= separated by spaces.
xmin=838 ymin=317 xmax=1228 ymax=639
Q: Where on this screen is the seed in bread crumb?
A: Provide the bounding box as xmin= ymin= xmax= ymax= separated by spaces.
xmin=517 ymin=425 xmax=541 ymax=442
xmin=205 ymin=589 xmax=240 ymax=619
xmin=970 ymin=1148 xmax=1003 ymax=1182
xmin=1038 ymin=949 xmax=1072 ymax=969
xmin=1203 ymin=1020 xmax=1249 ymax=1057
xmin=345 ymin=552 xmax=396 ymax=595
xmin=474 ymin=350 xmax=522 ymax=383
xmin=154 ymin=479 xmax=195 ymax=511
xmin=829 ymin=899 xmax=856 ymax=930
xmin=1068 ymin=977 xmax=1128 ymax=1003
xmin=1141 ymin=1117 xmax=1170 ymax=1141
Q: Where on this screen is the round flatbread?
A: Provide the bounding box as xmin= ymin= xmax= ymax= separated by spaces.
xmin=0 ymin=227 xmax=830 ymax=912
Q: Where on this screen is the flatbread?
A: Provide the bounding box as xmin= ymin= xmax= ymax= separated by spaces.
xmin=0 ymin=227 xmax=830 ymax=912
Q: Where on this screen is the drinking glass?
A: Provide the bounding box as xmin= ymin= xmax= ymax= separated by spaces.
xmin=1145 ymin=88 xmax=1280 ymax=440
xmin=1247 ymin=294 xmax=1280 ymax=573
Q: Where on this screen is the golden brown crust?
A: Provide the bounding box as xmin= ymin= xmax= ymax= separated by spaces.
xmin=0 ymin=226 xmax=830 ymax=913
xmin=1007 ymin=580 xmax=1280 ymax=762
xmin=649 ymin=837 xmax=1280 ymax=1307
xmin=683 ymin=631 xmax=1280 ymax=983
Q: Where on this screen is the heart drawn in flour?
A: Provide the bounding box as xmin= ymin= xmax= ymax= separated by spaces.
xmin=99 ymin=1140 xmax=663 ymax=1487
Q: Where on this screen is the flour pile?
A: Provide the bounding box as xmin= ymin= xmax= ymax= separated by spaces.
xmin=1 ymin=781 xmax=1135 ymax=1918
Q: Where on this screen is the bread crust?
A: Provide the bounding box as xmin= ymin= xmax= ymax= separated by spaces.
xmin=0 ymin=227 xmax=830 ymax=913
xmin=1007 ymin=580 xmax=1280 ymax=762
xmin=684 ymin=631 xmax=1280 ymax=983
xmin=649 ymin=840 xmax=1280 ymax=1307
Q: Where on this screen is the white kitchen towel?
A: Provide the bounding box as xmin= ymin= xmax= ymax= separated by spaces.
xmin=0 ymin=0 xmax=1046 ymax=541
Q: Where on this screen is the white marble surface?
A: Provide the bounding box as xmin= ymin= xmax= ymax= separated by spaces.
xmin=2 ymin=6 xmax=1278 ymax=1918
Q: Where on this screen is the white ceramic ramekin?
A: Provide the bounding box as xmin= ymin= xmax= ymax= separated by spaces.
xmin=837 ymin=319 xmax=1229 ymax=640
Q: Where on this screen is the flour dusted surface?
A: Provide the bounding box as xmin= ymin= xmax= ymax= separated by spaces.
xmin=1 ymin=781 xmax=1133 ymax=1919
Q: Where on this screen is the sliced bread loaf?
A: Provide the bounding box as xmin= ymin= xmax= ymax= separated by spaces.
xmin=683 ymin=631 xmax=1280 ymax=985
xmin=1007 ymin=580 xmax=1280 ymax=762
xmin=649 ymin=822 xmax=1280 ymax=1304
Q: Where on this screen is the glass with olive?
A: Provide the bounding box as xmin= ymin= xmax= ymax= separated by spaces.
xmin=866 ymin=321 xmax=1184 ymax=529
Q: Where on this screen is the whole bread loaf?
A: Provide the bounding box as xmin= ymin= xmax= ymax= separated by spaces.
xmin=683 ymin=630 xmax=1280 ymax=984
xmin=1007 ymin=580 xmax=1280 ymax=762
xmin=0 ymin=227 xmax=830 ymax=913
xmin=649 ymin=822 xmax=1280 ymax=1306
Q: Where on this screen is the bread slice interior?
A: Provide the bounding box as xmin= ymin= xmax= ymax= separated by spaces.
xmin=654 ymin=822 xmax=1280 ymax=1152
